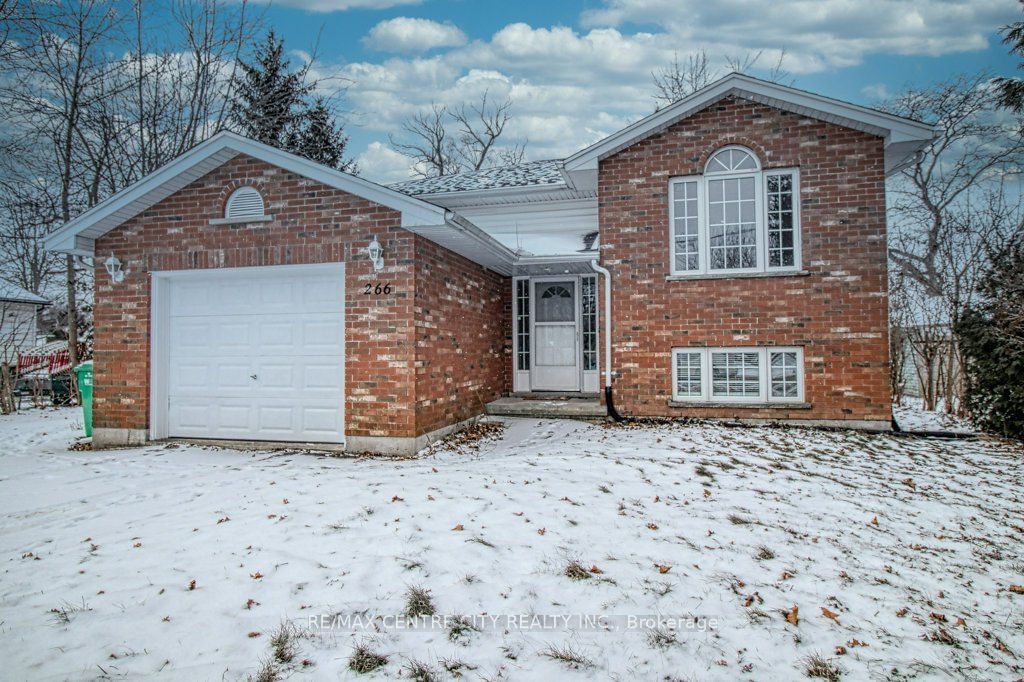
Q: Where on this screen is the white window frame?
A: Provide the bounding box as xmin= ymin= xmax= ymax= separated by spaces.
xmin=669 ymin=146 xmax=801 ymax=277
xmin=671 ymin=346 xmax=805 ymax=403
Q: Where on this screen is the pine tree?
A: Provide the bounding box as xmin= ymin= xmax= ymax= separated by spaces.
xmin=996 ymin=6 xmax=1024 ymax=113
xmin=289 ymin=98 xmax=356 ymax=171
xmin=230 ymin=32 xmax=355 ymax=171
xmin=230 ymin=31 xmax=312 ymax=147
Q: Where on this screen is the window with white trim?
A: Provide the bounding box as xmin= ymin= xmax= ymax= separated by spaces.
xmin=671 ymin=347 xmax=804 ymax=403
xmin=670 ymin=146 xmax=800 ymax=276
xmin=225 ymin=186 xmax=266 ymax=220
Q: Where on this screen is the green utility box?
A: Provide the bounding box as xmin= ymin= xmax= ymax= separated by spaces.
xmin=74 ymin=361 xmax=94 ymax=438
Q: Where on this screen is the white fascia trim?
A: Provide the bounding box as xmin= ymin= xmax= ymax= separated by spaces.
xmin=45 ymin=131 xmax=449 ymax=255
xmin=564 ymin=73 xmax=937 ymax=172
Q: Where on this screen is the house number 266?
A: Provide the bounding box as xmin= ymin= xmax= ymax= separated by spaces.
xmin=364 ymin=282 xmax=392 ymax=296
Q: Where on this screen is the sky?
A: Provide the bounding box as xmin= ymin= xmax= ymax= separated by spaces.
xmin=247 ymin=0 xmax=1022 ymax=183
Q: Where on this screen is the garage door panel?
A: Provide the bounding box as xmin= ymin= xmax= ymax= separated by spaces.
xmin=162 ymin=264 xmax=345 ymax=443
xmin=171 ymin=361 xmax=213 ymax=393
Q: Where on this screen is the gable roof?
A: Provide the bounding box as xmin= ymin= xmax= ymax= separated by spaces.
xmin=392 ymin=159 xmax=565 ymax=196
xmin=44 ymin=131 xmax=516 ymax=274
xmin=562 ymin=72 xmax=937 ymax=191
xmin=0 ymin=281 xmax=48 ymax=305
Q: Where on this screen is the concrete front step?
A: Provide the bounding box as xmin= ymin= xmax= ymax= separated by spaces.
xmin=486 ymin=396 xmax=607 ymax=419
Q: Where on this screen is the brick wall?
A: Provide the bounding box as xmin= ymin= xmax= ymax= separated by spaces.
xmin=413 ymin=238 xmax=509 ymax=435
xmin=93 ymin=153 xmax=508 ymax=443
xmin=599 ymin=95 xmax=891 ymax=424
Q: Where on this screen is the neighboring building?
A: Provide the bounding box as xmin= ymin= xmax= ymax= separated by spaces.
xmin=0 ymin=282 xmax=48 ymax=365
xmin=45 ymin=74 xmax=935 ymax=452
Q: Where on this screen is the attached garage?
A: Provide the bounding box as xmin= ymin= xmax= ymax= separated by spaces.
xmin=43 ymin=131 xmax=515 ymax=453
xmin=150 ymin=263 xmax=345 ymax=444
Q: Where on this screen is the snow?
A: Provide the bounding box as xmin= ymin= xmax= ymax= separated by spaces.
xmin=1 ymin=408 xmax=1022 ymax=680
xmin=893 ymin=398 xmax=976 ymax=434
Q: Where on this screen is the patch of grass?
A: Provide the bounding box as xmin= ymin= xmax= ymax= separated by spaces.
xmin=466 ymin=536 xmax=495 ymax=548
xmin=728 ymin=514 xmax=752 ymax=526
xmin=397 ymin=556 xmax=424 ymax=571
xmin=402 ymin=659 xmax=437 ymax=681
xmin=746 ymin=608 xmax=771 ymax=624
xmin=598 ymin=484 xmax=612 ymax=494
xmin=802 ymin=653 xmax=841 ymax=681
xmin=646 ymin=627 xmax=677 ymax=649
xmin=540 ymin=643 xmax=595 ymax=669
xmin=348 ymin=643 xmax=388 ymax=674
xmin=694 ymin=463 xmax=716 ymax=480
xmin=563 ymin=560 xmax=591 ymax=581
xmin=440 ymin=657 xmax=477 ymax=675
xmin=755 ymin=545 xmax=776 ymax=560
xmin=448 ymin=615 xmax=479 ymax=643
xmin=49 ymin=598 xmax=90 ymax=626
xmin=642 ymin=579 xmax=674 ymax=597
xmin=269 ymin=621 xmax=299 ymax=664
xmin=461 ymin=574 xmax=478 ymax=584
xmin=404 ymin=585 xmax=436 ymax=618
xmin=250 ymin=656 xmax=280 ymax=682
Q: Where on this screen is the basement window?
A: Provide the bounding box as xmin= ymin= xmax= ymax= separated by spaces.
xmin=671 ymin=346 xmax=804 ymax=403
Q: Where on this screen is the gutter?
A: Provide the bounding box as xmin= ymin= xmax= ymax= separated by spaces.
xmin=590 ymin=259 xmax=623 ymax=421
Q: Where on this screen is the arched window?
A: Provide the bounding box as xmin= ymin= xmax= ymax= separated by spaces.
xmin=669 ymin=146 xmax=799 ymax=276
xmin=224 ymin=186 xmax=265 ymax=220
xmin=705 ymin=146 xmax=760 ymax=174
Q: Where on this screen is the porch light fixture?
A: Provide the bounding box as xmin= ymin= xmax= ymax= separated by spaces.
xmin=104 ymin=255 xmax=126 ymax=283
xmin=365 ymin=236 xmax=384 ymax=272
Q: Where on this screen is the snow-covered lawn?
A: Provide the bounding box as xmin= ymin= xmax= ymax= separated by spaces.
xmin=1 ymin=409 xmax=1022 ymax=681
xmin=894 ymin=398 xmax=976 ymax=435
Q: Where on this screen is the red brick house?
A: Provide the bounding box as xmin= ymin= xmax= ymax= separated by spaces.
xmin=46 ymin=74 xmax=934 ymax=453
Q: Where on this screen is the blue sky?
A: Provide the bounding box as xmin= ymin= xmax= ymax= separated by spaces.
xmin=248 ymin=0 xmax=1021 ymax=182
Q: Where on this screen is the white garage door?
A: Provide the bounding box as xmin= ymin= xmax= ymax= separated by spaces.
xmin=159 ymin=263 xmax=345 ymax=443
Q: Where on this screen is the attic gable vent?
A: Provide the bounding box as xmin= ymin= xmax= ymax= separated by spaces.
xmin=225 ymin=186 xmax=265 ymax=220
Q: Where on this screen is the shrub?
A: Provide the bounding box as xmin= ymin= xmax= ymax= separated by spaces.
xmin=957 ymin=240 xmax=1024 ymax=440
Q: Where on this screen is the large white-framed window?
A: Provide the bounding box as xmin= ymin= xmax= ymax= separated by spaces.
xmin=671 ymin=346 xmax=805 ymax=403
xmin=669 ymin=146 xmax=800 ymax=276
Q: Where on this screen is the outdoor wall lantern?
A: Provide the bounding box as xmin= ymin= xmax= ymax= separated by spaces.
xmin=104 ymin=255 xmax=126 ymax=283
xmin=366 ymin=236 xmax=384 ymax=272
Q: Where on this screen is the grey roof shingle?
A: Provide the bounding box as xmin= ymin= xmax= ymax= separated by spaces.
xmin=0 ymin=281 xmax=48 ymax=305
xmin=390 ymin=159 xmax=565 ymax=195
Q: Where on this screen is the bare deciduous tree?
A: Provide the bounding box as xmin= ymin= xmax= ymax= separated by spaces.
xmin=0 ymin=0 xmax=259 ymax=406
xmin=884 ymin=73 xmax=1024 ymax=414
xmin=390 ymin=92 xmax=526 ymax=177
xmin=652 ymin=48 xmax=792 ymax=109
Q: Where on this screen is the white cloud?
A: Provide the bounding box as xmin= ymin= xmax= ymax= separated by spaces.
xmin=356 ymin=141 xmax=418 ymax=184
xmin=364 ymin=17 xmax=467 ymax=53
xmin=861 ymin=83 xmax=891 ymax=101
xmin=581 ymin=0 xmax=1014 ymax=73
xmin=331 ymin=1 xmax=1016 ymax=177
xmin=250 ymin=0 xmax=421 ymax=11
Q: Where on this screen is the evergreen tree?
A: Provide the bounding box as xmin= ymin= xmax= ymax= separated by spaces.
xmin=230 ymin=31 xmax=311 ymax=147
xmin=229 ymin=32 xmax=355 ymax=171
xmin=956 ymin=241 xmax=1024 ymax=440
xmin=289 ymin=97 xmax=356 ymax=172
xmin=996 ymin=4 xmax=1024 ymax=113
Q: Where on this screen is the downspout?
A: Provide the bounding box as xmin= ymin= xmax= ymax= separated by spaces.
xmin=590 ymin=260 xmax=623 ymax=421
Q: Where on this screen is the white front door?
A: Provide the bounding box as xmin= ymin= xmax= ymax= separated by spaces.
xmin=155 ymin=263 xmax=345 ymax=443
xmin=530 ymin=279 xmax=580 ymax=391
